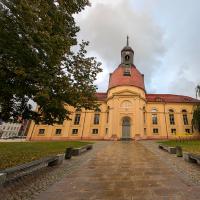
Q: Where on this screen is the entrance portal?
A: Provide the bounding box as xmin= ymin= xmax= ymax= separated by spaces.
xmin=122 ymin=117 xmax=131 ymax=139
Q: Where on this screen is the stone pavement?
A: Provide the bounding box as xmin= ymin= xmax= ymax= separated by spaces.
xmin=35 ymin=141 xmax=200 ymax=200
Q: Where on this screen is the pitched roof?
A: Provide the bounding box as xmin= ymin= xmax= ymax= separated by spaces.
xmin=146 ymin=94 xmax=200 ymax=103
xmin=108 ymin=65 xmax=145 ymax=91
xmin=95 ymin=92 xmax=200 ymax=103
xmin=95 ymin=92 xmax=107 ymax=101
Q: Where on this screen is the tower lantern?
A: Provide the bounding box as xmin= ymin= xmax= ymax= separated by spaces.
xmin=121 ymin=36 xmax=134 ymax=65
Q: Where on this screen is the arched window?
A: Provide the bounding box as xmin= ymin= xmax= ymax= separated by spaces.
xmin=76 ymin=108 xmax=81 ymax=112
xmin=169 ymin=109 xmax=175 ymax=125
xmin=95 ymin=108 xmax=101 ymax=112
xmin=94 ymin=108 xmax=101 ymax=125
xmin=151 ymin=108 xmax=158 ymax=125
xmin=182 ymin=109 xmax=188 ymax=125
xmin=74 ymin=108 xmax=81 ymax=125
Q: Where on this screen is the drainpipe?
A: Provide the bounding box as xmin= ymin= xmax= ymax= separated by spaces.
xmin=81 ymin=110 xmax=86 ymax=140
xmin=164 ymin=102 xmax=168 ymax=139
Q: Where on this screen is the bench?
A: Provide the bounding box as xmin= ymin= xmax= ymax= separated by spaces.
xmin=158 ymin=144 xmax=176 ymax=154
xmin=183 ymin=152 xmax=200 ymax=165
xmin=0 ymin=154 xmax=64 ymax=184
xmin=72 ymin=144 xmax=93 ymax=156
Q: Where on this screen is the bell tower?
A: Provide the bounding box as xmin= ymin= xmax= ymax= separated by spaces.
xmin=121 ymin=36 xmax=134 ymax=65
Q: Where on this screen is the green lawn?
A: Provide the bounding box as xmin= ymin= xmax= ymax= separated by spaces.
xmin=0 ymin=141 xmax=92 ymax=170
xmin=158 ymin=140 xmax=200 ymax=154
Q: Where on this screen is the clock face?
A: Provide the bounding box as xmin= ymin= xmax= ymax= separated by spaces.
xmin=125 ymin=51 xmax=130 ymax=55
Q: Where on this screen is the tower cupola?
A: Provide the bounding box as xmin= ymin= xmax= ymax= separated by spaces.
xmin=121 ymin=36 xmax=134 ymax=65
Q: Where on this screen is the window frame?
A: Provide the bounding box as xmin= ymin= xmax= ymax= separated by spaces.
xmin=169 ymin=110 xmax=175 ymax=125
xmin=38 ymin=129 xmax=45 ymax=135
xmin=152 ymin=114 xmax=158 ymax=125
xmin=185 ymin=129 xmax=190 ymax=133
xmin=72 ymin=129 xmax=78 ymax=135
xmin=94 ymin=113 xmax=100 ymax=125
xmin=74 ymin=114 xmax=81 ymax=125
xmin=183 ymin=114 xmax=189 ymax=125
xmin=55 ymin=129 xmax=62 ymax=135
xmin=153 ymin=128 xmax=159 ymax=134
xmin=92 ymin=129 xmax=98 ymax=134
xmin=171 ymin=128 xmax=176 ymax=134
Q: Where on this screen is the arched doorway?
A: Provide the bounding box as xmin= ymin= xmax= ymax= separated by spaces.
xmin=122 ymin=116 xmax=131 ymax=139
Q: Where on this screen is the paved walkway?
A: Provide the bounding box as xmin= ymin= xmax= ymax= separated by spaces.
xmin=35 ymin=141 xmax=200 ymax=200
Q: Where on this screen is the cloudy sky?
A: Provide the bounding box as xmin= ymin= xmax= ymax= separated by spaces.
xmin=75 ymin=0 xmax=200 ymax=97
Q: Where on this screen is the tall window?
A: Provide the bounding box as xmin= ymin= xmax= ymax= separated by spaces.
xmin=151 ymin=108 xmax=158 ymax=125
xmin=169 ymin=109 xmax=175 ymax=125
xmin=106 ymin=106 xmax=110 ymax=123
xmin=107 ymin=111 xmax=109 ymax=123
xmin=105 ymin=128 xmax=108 ymax=135
xmin=182 ymin=109 xmax=188 ymax=125
xmin=143 ymin=107 xmax=146 ymax=124
xmin=94 ymin=114 xmax=100 ymax=124
xmin=74 ymin=108 xmax=81 ymax=125
xmin=94 ymin=108 xmax=101 ymax=124
xmin=74 ymin=114 xmax=81 ymax=125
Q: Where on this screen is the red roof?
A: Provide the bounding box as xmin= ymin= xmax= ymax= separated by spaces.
xmin=95 ymin=92 xmax=107 ymax=101
xmin=108 ymin=65 xmax=145 ymax=90
xmin=146 ymin=94 xmax=200 ymax=103
xmin=95 ymin=93 xmax=200 ymax=103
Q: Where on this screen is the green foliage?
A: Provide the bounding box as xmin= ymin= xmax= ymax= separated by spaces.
xmin=158 ymin=140 xmax=200 ymax=153
xmin=0 ymin=141 xmax=92 ymax=169
xmin=0 ymin=0 xmax=102 ymax=124
xmin=192 ymin=105 xmax=200 ymax=133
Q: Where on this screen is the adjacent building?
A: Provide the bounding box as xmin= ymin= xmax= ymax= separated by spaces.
xmin=27 ymin=39 xmax=200 ymax=141
xmin=0 ymin=122 xmax=22 ymax=139
xmin=0 ymin=119 xmax=30 ymax=139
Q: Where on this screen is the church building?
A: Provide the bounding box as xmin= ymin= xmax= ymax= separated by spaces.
xmin=27 ymin=38 xmax=200 ymax=140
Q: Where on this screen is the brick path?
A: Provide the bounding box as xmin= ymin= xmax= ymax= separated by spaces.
xmin=35 ymin=141 xmax=200 ymax=200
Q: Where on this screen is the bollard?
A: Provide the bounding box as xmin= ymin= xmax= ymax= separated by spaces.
xmin=0 ymin=173 xmax=6 ymax=185
xmin=65 ymin=147 xmax=73 ymax=159
xmin=176 ymin=146 xmax=183 ymax=157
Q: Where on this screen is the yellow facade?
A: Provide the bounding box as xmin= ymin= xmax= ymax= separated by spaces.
xmin=27 ymin=42 xmax=200 ymax=141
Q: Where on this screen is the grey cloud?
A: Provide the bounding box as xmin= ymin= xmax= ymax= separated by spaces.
xmin=75 ymin=0 xmax=200 ymax=97
xmin=75 ymin=0 xmax=166 ymax=91
xmin=169 ymin=77 xmax=196 ymax=98
xmin=168 ymin=65 xmax=197 ymax=97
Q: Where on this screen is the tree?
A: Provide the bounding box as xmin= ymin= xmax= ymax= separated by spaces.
xmin=192 ymin=85 xmax=200 ymax=133
xmin=0 ymin=0 xmax=102 ymax=124
xmin=192 ymin=106 xmax=200 ymax=133
xmin=196 ymin=85 xmax=200 ymax=99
